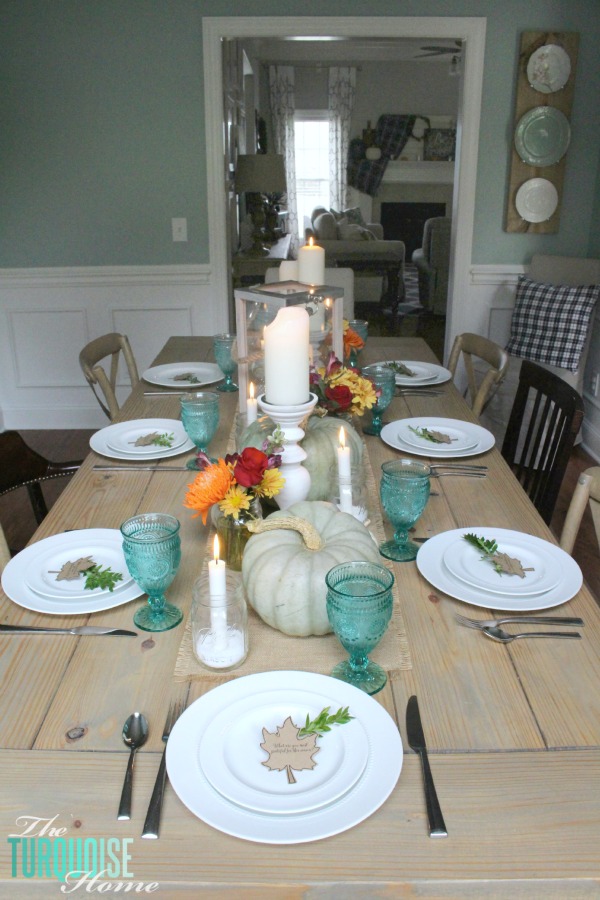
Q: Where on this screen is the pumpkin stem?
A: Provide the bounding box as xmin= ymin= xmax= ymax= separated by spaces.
xmin=246 ymin=515 xmax=324 ymax=550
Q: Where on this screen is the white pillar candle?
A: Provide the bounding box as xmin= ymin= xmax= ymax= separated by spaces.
xmin=263 ymin=306 xmax=310 ymax=406
xmin=279 ymin=260 xmax=299 ymax=281
xmin=208 ymin=535 xmax=226 ymax=598
xmin=298 ymin=238 xmax=325 ymax=286
xmin=338 ymin=426 xmax=353 ymax=513
xmin=247 ymin=381 xmax=258 ymax=424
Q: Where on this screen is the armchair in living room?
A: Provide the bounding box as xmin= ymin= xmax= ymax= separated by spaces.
xmin=412 ymin=216 xmax=452 ymax=317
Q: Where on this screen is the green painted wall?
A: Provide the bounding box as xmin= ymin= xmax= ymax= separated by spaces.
xmin=1 ymin=1 xmax=599 ymax=267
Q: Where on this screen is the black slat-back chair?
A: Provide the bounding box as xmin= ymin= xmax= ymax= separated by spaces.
xmin=501 ymin=360 xmax=584 ymax=524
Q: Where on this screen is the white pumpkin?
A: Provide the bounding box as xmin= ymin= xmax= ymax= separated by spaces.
xmin=242 ymin=500 xmax=381 ymax=637
xmin=239 ymin=414 xmax=363 ymax=501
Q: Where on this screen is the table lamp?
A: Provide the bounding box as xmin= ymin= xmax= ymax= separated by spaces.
xmin=235 ymin=154 xmax=287 ymax=257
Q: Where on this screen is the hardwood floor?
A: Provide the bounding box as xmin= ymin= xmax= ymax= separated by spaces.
xmin=2 ymin=430 xmax=599 ymax=607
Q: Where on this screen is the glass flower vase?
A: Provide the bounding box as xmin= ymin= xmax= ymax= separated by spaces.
xmin=213 ymin=497 xmax=262 ymax=571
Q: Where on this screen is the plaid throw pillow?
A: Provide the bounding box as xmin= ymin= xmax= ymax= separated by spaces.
xmin=507 ymin=275 xmax=599 ymax=373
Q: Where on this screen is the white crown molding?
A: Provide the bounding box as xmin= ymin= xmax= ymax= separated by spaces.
xmin=0 ymin=265 xmax=211 ymax=288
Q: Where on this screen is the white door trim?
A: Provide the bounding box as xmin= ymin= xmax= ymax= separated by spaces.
xmin=203 ymin=16 xmax=487 ymax=359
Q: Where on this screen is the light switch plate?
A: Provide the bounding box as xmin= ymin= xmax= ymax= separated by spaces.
xmin=172 ymin=218 xmax=187 ymax=242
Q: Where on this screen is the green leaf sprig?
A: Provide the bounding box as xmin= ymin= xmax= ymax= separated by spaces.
xmin=408 ymin=425 xmax=453 ymax=444
xmin=150 ymin=431 xmax=175 ymax=448
xmin=83 ymin=565 xmax=124 ymax=593
xmin=297 ymin=706 xmax=354 ymax=739
xmin=386 ymin=361 xmax=415 ymax=376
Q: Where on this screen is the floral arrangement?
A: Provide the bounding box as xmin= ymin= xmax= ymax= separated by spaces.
xmin=310 ymin=352 xmax=378 ymax=418
xmin=343 ymin=321 xmax=365 ymax=360
xmin=184 ymin=429 xmax=284 ymax=524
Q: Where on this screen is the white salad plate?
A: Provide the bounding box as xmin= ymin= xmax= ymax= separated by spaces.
xmin=142 ymin=362 xmax=224 ymax=388
xmin=374 ymin=360 xmax=451 ymax=387
xmin=90 ymin=419 xmax=194 ymax=461
xmin=167 ymin=671 xmax=403 ymax=844
xmin=106 ymin=423 xmax=187 ymax=455
xmin=399 ymin=422 xmax=479 ymax=454
xmin=515 ymin=178 xmax=559 ymax=224
xmin=200 ymin=688 xmax=370 ymax=816
xmin=1 ymin=529 xmax=143 ymax=615
xmin=527 ymin=44 xmax=571 ymax=94
xmin=25 ymin=538 xmax=133 ymax=600
xmin=442 ymin=534 xmax=563 ymax=597
xmin=417 ymin=528 xmax=583 ymax=612
xmin=380 ymin=418 xmax=495 ymax=459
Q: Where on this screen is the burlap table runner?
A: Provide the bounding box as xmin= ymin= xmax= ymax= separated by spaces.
xmin=174 ymin=413 xmax=412 ymax=682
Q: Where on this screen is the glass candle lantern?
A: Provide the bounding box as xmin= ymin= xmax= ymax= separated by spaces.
xmin=234 ymin=281 xmax=344 ymax=413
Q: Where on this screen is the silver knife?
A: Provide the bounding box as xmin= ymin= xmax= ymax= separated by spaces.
xmin=0 ymin=624 xmax=138 ymax=636
xmin=406 ymin=695 xmax=448 ymax=838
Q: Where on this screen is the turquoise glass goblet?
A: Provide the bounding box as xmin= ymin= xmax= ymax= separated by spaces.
xmin=326 ymin=561 xmax=395 ymax=695
xmin=361 ymin=364 xmax=396 ymax=436
xmin=379 ymin=459 xmax=431 ymax=562
xmin=213 ymin=333 xmax=238 ymax=392
xmin=180 ymin=391 xmax=219 ymax=469
xmin=121 ymin=513 xmax=183 ymax=632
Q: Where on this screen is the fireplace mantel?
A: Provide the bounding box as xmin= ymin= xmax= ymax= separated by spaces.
xmin=382 ymin=161 xmax=455 ymax=185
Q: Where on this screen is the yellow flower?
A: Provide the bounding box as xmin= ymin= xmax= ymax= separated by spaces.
xmin=183 ymin=459 xmax=233 ymax=524
xmin=254 ymin=467 xmax=285 ymax=499
xmin=351 ymin=378 xmax=377 ymax=414
xmin=218 ymin=484 xmax=252 ymax=520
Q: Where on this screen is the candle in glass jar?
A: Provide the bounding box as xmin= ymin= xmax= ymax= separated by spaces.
xmin=298 ymin=238 xmax=325 ymax=285
xmin=247 ymin=381 xmax=258 ymax=424
xmin=263 ymin=306 xmax=310 ymax=406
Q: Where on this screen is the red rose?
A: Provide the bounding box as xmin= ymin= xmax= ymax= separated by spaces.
xmin=325 ymin=384 xmax=353 ymax=412
xmin=233 ymin=447 xmax=269 ymax=487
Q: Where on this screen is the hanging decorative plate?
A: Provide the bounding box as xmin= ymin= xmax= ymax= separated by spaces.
xmin=527 ymin=44 xmax=571 ymax=94
xmin=515 ymin=178 xmax=559 ymax=223
xmin=514 ymin=106 xmax=571 ymax=167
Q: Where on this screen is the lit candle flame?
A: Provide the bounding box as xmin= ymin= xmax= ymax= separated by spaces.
xmin=249 ymin=381 xmax=255 ymax=400
xmin=308 ymin=237 xmax=314 ymax=248
xmin=213 ymin=534 xmax=220 ymax=564
xmin=339 ymin=425 xmax=346 ymax=449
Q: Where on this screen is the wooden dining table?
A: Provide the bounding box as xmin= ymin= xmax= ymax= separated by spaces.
xmin=1 ymin=335 xmax=599 ymax=897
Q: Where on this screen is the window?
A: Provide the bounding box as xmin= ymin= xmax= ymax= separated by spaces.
xmin=294 ymin=112 xmax=330 ymax=240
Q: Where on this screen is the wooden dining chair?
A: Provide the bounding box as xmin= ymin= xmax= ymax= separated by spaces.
xmin=501 ymin=360 xmax=584 ymax=524
xmin=0 ymin=523 xmax=10 ymax=574
xmin=447 ymin=332 xmax=509 ymax=418
xmin=0 ymin=431 xmax=81 ymax=527
xmin=79 ymin=332 xmax=140 ymax=421
xmin=560 ymin=467 xmax=600 ymax=555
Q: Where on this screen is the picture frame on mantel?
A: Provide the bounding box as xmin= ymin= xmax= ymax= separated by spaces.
xmin=505 ymin=31 xmax=579 ymax=234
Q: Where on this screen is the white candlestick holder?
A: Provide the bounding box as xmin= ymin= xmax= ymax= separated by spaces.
xmin=258 ymin=392 xmax=318 ymax=509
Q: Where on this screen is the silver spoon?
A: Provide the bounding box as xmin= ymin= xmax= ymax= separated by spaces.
xmin=117 ymin=712 xmax=149 ymax=820
xmin=482 ymin=626 xmax=581 ymax=643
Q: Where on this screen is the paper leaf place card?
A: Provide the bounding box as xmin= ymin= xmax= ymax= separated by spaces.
xmin=260 ymin=706 xmax=354 ymax=784
xmin=386 ymin=361 xmax=415 ymax=377
xmin=463 ymin=533 xmax=534 ymax=579
xmin=130 ymin=431 xmax=174 ymax=448
xmin=409 ymin=425 xmax=455 ymax=444
xmin=173 ymin=373 xmax=200 ymax=383
xmin=49 ymin=557 xmax=124 ymax=592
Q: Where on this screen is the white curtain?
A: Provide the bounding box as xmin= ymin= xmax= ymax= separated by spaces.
xmin=268 ymin=65 xmax=299 ymax=257
xmin=328 ymin=67 xmax=356 ymax=212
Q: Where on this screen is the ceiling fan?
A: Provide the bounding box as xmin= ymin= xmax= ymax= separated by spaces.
xmin=415 ymin=40 xmax=462 ymax=59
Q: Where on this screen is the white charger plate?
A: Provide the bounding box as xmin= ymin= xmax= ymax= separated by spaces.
xmin=106 ymin=423 xmax=187 ymax=455
xmin=417 ymin=527 xmax=582 ymax=612
xmin=1 ymin=529 xmax=143 ymax=615
xmin=400 ymin=422 xmax=479 ymax=454
xmin=90 ymin=419 xmax=194 ymax=461
xmin=515 ymin=178 xmax=559 ymax=223
xmin=25 ymin=538 xmax=133 ymax=600
xmin=442 ymin=534 xmax=563 ymax=597
xmin=374 ymin=361 xmax=451 ymax=387
xmin=381 ymin=417 xmax=495 ymax=459
xmin=142 ymin=362 xmax=223 ymax=388
xmin=167 ymin=671 xmax=403 ymax=844
xmin=199 ymin=688 xmax=370 ymax=816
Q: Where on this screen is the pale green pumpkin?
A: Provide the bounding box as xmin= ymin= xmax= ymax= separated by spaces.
xmin=239 ymin=414 xmax=363 ymax=501
xmin=242 ymin=500 xmax=381 ymax=637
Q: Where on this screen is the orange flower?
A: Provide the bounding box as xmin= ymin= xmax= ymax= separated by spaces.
xmin=183 ymin=459 xmax=233 ymax=524
xmin=343 ymin=326 xmax=364 ymax=359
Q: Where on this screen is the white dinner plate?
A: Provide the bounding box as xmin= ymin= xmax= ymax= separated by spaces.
xmin=527 ymin=44 xmax=571 ymax=94
xmin=374 ymin=361 xmax=451 ymax=387
xmin=25 ymin=538 xmax=133 ymax=600
xmin=417 ymin=528 xmax=583 ymax=612
xmin=380 ymin=418 xmax=495 ymax=459
xmin=90 ymin=419 xmax=194 ymax=461
xmin=399 ymin=422 xmax=479 ymax=454
xmin=1 ymin=529 xmax=144 ymax=615
xmin=142 ymin=362 xmax=224 ymax=388
xmin=106 ymin=423 xmax=187 ymax=455
xmin=200 ymin=688 xmax=370 ymax=816
xmin=167 ymin=671 xmax=403 ymax=844
xmin=442 ymin=534 xmax=563 ymax=597
xmin=515 ymin=178 xmax=559 ymax=224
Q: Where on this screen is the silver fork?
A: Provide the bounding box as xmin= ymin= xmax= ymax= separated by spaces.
xmin=141 ymin=700 xmax=183 ymax=839
xmin=455 ymin=613 xmax=584 ymax=630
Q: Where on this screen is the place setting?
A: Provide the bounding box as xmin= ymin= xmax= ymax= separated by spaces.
xmin=142 ymin=362 xmax=224 ymax=390
xmin=90 ymin=418 xmax=195 ymax=462
xmin=372 ymin=359 xmax=452 ymax=387
xmin=416 ymin=526 xmax=583 ymax=613
xmin=380 ymin=416 xmax=495 ymax=459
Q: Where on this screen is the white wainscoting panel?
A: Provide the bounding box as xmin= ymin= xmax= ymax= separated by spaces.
xmin=0 ymin=265 xmax=220 ymax=429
